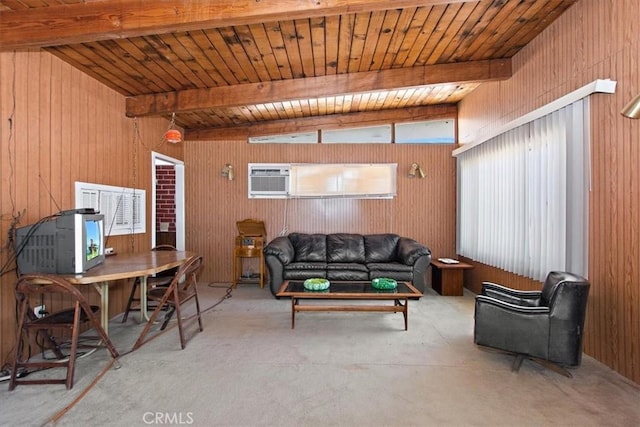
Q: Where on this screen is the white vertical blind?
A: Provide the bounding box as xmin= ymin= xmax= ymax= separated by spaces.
xmin=456 ymin=100 xmax=588 ymax=281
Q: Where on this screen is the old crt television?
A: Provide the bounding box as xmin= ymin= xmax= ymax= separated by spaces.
xmin=15 ymin=210 xmax=106 ymax=274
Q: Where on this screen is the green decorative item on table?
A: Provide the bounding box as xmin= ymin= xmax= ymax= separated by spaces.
xmin=371 ymin=277 xmax=397 ymax=290
xmin=303 ymin=278 xmax=330 ymax=291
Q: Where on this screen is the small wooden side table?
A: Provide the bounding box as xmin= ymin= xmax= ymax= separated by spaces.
xmin=232 ymin=241 xmax=264 ymax=288
xmin=430 ymin=259 xmax=474 ymax=296
xmin=232 ymin=219 xmax=267 ymax=288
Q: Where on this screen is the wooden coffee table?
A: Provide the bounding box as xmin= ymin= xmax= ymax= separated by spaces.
xmin=276 ymin=280 xmax=423 ymax=330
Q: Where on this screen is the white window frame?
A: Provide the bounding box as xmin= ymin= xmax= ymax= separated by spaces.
xmin=75 ymin=181 xmax=146 ymax=236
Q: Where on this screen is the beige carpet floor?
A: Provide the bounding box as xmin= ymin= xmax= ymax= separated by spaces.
xmin=1 ymin=283 xmax=639 ymax=427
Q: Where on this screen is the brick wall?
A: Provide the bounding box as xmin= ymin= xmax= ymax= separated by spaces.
xmin=156 ymin=165 xmax=176 ymax=232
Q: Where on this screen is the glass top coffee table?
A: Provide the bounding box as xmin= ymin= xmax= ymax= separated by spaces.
xmin=276 ymin=280 xmax=423 ymax=330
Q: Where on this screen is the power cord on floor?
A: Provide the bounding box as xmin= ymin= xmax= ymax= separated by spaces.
xmin=0 ymin=367 xmax=28 ymax=382
xmin=32 ymin=282 xmax=235 ymax=425
xmin=116 ymin=281 xmax=233 ymax=359
xmin=204 ymin=282 xmax=233 ymax=314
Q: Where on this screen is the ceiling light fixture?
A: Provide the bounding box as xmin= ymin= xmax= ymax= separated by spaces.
xmin=164 ymin=113 xmax=182 ymax=143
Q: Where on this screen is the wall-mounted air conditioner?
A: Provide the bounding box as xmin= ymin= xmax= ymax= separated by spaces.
xmin=248 ymin=163 xmax=290 ymax=198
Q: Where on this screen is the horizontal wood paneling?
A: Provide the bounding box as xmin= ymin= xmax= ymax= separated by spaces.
xmin=0 ymin=50 xmax=182 ymax=367
xmin=185 ymin=141 xmax=457 ymax=286
xmin=458 ymin=0 xmax=640 ymax=384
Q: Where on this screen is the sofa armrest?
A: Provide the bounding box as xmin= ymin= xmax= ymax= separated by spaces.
xmin=264 ymin=236 xmax=294 ymax=265
xmin=481 ymin=282 xmax=542 ymax=307
xmin=397 ymin=237 xmax=430 ymax=265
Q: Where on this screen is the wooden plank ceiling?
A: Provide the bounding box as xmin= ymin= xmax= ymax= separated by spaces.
xmin=0 ymin=0 xmax=577 ymax=140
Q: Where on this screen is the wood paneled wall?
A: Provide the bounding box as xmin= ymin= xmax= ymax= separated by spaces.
xmin=458 ymin=0 xmax=640 ymax=383
xmin=6 ymin=0 xmax=636 ymax=388
xmin=184 ymin=141 xmax=457 ymax=285
xmin=0 ymin=50 xmax=182 ymax=367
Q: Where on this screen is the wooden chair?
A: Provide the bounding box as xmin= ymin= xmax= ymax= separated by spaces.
xmin=121 ymin=244 xmax=178 ymax=323
xmin=133 ymin=255 xmax=204 ymax=350
xmin=9 ymin=274 xmax=119 ymax=390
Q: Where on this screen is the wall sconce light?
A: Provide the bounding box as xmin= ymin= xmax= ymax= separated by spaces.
xmin=621 ymin=93 xmax=640 ymax=119
xmin=221 ymin=163 xmax=234 ymax=180
xmin=408 ymin=162 xmax=425 ymax=179
xmin=164 ymin=112 xmax=182 ymax=143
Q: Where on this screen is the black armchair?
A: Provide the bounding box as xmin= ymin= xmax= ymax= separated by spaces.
xmin=474 ymin=271 xmax=590 ymax=377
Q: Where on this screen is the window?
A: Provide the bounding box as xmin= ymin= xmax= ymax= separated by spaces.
xmin=455 ymin=80 xmax=617 ymax=281
xmin=290 ymin=163 xmax=397 ymax=198
xmin=247 ymin=120 xmax=455 ymax=144
xmin=75 ymin=182 xmax=146 ymax=236
xmin=248 ymin=132 xmax=318 ymax=144
xmin=321 ymin=125 xmax=391 ymax=143
xmin=395 ymin=119 xmax=455 ymax=143
xmin=455 ymin=100 xmax=589 ymax=281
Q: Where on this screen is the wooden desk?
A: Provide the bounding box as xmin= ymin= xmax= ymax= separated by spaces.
xmin=430 ymin=259 xmax=474 ymax=296
xmin=59 ymin=251 xmax=195 ymax=333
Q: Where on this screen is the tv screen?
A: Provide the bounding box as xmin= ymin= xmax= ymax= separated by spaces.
xmin=77 ymin=214 xmax=105 ymax=272
xmin=86 ymin=220 xmax=101 ymax=261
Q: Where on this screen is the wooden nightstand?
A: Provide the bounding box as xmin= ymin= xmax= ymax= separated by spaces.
xmin=430 ymin=259 xmax=474 ymax=296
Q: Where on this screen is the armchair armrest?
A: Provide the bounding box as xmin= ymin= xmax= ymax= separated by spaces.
xmin=263 ymin=236 xmax=294 ymax=265
xmin=475 ymin=295 xmax=550 ymax=315
xmin=397 ymin=237 xmax=430 ymax=265
xmin=474 ymin=295 xmax=551 ymax=356
xmin=481 ymin=282 xmax=542 ymax=307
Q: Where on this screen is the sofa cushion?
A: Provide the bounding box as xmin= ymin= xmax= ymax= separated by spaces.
xmin=327 ymin=234 xmax=365 ymax=263
xmin=289 ymin=233 xmax=327 ymax=262
xmin=284 ymin=269 xmax=328 ymax=280
xmin=364 ymin=234 xmax=400 ymax=263
xmin=284 ymin=261 xmax=328 ymax=281
xmin=369 ymin=271 xmax=413 ymax=282
xmin=326 ymin=262 xmax=368 ymax=272
xmin=366 ymin=262 xmax=413 ymax=272
xmin=285 ymin=262 xmax=327 ymax=271
xmin=327 ymin=270 xmax=369 ymax=281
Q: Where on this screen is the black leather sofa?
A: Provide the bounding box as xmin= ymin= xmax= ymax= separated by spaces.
xmin=263 ymin=232 xmax=431 ymax=297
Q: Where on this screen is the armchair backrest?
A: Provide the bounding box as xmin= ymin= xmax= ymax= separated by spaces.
xmin=541 ymin=271 xmax=587 ymax=306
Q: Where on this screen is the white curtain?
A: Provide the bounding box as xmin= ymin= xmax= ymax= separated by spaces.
xmin=457 ymin=100 xmax=588 ymax=281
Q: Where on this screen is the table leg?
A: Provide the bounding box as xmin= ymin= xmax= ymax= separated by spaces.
xmin=92 ymin=282 xmax=109 ymax=335
xmin=291 ymin=297 xmax=296 ymax=329
xmin=139 ymin=276 xmax=149 ymax=321
xmin=403 ymin=298 xmax=408 ymax=330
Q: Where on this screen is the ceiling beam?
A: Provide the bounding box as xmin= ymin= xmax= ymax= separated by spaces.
xmin=127 ymin=59 xmax=510 ymax=117
xmin=0 ymin=0 xmax=473 ymax=50
xmin=186 ymin=104 xmax=457 ymax=141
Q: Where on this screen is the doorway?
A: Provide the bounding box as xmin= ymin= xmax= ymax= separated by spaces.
xmin=151 ymin=152 xmax=185 ymax=250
